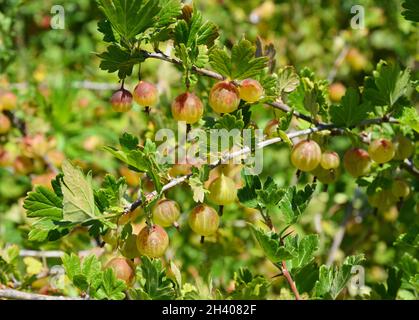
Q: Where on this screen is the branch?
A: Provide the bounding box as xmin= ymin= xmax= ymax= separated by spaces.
xmin=401 ymin=158 xmax=419 ymax=179
xmin=280 ymin=261 xmax=301 ymax=300
xmin=0 ymin=288 xmax=84 ymax=300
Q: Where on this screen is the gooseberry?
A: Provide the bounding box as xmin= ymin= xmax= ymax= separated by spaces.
xmin=391 ymin=179 xmax=410 ymax=199
xmin=136 ymin=225 xmax=169 ymax=258
xmin=238 ymin=79 xmax=264 ymax=103
xmin=343 ymin=148 xmax=371 ymax=178
xmin=189 ymin=204 xmax=219 ymax=237
xmin=328 ymin=83 xmax=346 ymax=103
xmin=152 ymin=199 xmax=181 ymax=228
xmin=0 ymin=92 xmax=17 ymax=110
xmin=207 ymin=174 xmax=237 ymax=205
xmin=264 ymin=119 xmax=279 ymax=138
xmin=209 ymin=81 xmax=240 ymax=114
xmin=110 ymin=88 xmax=133 ymax=112
xmin=121 ymin=234 xmax=141 ymax=259
xmin=368 ymin=138 xmax=395 ymax=164
xmin=133 ymin=81 xmax=158 ymax=107
xmin=320 ymin=151 xmax=340 ymax=170
xmin=171 ymin=92 xmax=203 ymax=124
xmin=393 ymin=135 xmax=414 ymax=160
xmin=290 ymin=139 xmax=322 ymax=172
xmin=0 ymin=113 xmax=11 ymax=135
xmin=105 ymin=257 xmax=135 ymax=285
xmin=312 ymin=166 xmax=340 ymax=184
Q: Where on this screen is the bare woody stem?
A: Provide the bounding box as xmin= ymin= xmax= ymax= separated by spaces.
xmin=281 ymin=261 xmax=301 ymax=300
xmin=0 ymin=288 xmax=84 ymax=300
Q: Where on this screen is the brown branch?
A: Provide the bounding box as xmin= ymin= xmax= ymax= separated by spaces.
xmin=0 ymin=288 xmax=84 ymax=300
xmin=281 ymin=261 xmax=301 ymax=300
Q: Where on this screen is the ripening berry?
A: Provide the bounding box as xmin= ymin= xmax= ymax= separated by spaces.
xmin=393 ymin=135 xmax=414 ymax=160
xmin=346 ymin=48 xmax=367 ymax=71
xmin=238 ymin=79 xmax=264 ymax=103
xmin=110 ymin=88 xmax=133 ymax=112
xmin=0 ymin=149 xmax=11 ymax=167
xmin=209 ymin=81 xmax=240 ymax=114
xmin=0 ymin=92 xmax=17 ymax=110
xmin=391 ymin=179 xmax=410 ymax=199
xmin=189 ymin=204 xmax=219 ymax=237
xmin=264 ymin=119 xmax=279 ymax=138
xmin=320 ymin=151 xmax=340 ymax=170
xmin=171 ymin=92 xmax=203 ymax=124
xmin=0 ymin=113 xmax=11 ymax=135
xmin=367 ymin=189 xmax=398 ymax=212
xmin=290 ymin=139 xmax=322 ymax=172
xmin=328 ymin=83 xmax=346 ymax=103
xmin=14 ymin=156 xmax=34 ymax=175
xmin=105 ymin=257 xmax=135 ymax=285
xmin=312 ymin=166 xmax=340 ymax=184
xmin=368 ymin=139 xmax=395 ymax=164
xmin=152 ymin=199 xmax=180 ymax=228
xmin=136 ymin=225 xmax=169 ymax=258
xmin=207 ymin=174 xmax=237 ymax=205
xmin=121 ymin=234 xmax=141 ymax=259
xmin=343 ymin=148 xmax=371 ymax=178
xmin=133 ymin=81 xmax=158 ymax=107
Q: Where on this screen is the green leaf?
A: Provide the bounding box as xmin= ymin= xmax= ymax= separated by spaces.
xmin=230 ymin=268 xmax=270 ymax=300
xmin=250 ymin=225 xmax=295 ymax=263
xmin=97 ymin=19 xmax=117 ymax=42
xmin=402 ymin=0 xmax=419 ymax=22
xmin=97 ymin=0 xmax=160 ymax=39
xmin=136 ymin=256 xmax=176 ymax=300
xmin=330 ymin=88 xmax=372 ymax=127
xmin=279 ymin=184 xmax=316 ymax=224
xmin=284 ymin=234 xmax=319 ymax=271
xmin=62 ymin=253 xmax=81 ymax=281
xmin=364 ymin=62 xmax=411 ymax=108
xmin=314 ymin=254 xmax=365 ymax=299
xmin=213 ymin=113 xmax=245 ymax=131
xmin=95 ymin=268 xmax=126 ymax=300
xmin=61 ymin=160 xmax=98 ymax=223
xmin=399 ymin=106 xmax=419 ymax=133
xmin=98 ymin=44 xmax=145 ymax=79
xmin=154 ymin=0 xmax=182 ymax=28
xmin=209 ymin=39 xmax=268 ymax=80
xmin=238 ymin=173 xmax=262 ymax=208
xmin=23 ymin=186 xmax=63 ymax=219
xmin=278 ymin=66 xmax=300 ymax=94
xmin=119 ymin=132 xmax=139 ymax=152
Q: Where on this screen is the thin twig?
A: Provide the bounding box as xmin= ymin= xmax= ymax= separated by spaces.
xmin=281 ymin=261 xmax=301 ymax=300
xmin=0 ymin=288 xmax=84 ymax=300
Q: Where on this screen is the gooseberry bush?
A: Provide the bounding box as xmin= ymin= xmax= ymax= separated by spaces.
xmin=0 ymin=0 xmax=418 ymax=301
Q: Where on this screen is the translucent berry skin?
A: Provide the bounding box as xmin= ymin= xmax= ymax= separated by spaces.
xmin=133 ymin=81 xmax=158 ymax=107
xmin=367 ymin=189 xmax=397 ymax=212
xmin=121 ymin=234 xmax=141 ymax=259
xmin=209 ymin=81 xmax=240 ymax=114
xmin=312 ymin=166 xmax=340 ymax=184
xmin=368 ymin=139 xmax=395 ymax=164
xmin=290 ymin=140 xmax=322 ymax=172
xmin=391 ymin=179 xmax=410 ymax=199
xmin=0 ymin=113 xmax=11 ymax=135
xmin=320 ymin=151 xmax=340 ymax=170
xmin=105 ymin=257 xmax=135 ymax=284
xmin=171 ymin=92 xmax=203 ymax=124
xmin=264 ymin=119 xmax=279 ymax=138
xmin=343 ymin=148 xmax=371 ymax=178
xmin=136 ymin=225 xmax=169 ymax=258
xmin=110 ymin=88 xmax=133 ymax=112
xmin=189 ymin=204 xmax=219 ymax=237
xmin=103 ymin=228 xmax=118 ymax=247
xmin=393 ymin=135 xmax=414 ymax=160
xmin=207 ymin=174 xmax=237 ymax=205
xmin=152 ymin=199 xmax=180 ymax=227
xmin=238 ymin=79 xmax=264 ymax=103
xmin=0 ymin=92 xmax=17 ymax=111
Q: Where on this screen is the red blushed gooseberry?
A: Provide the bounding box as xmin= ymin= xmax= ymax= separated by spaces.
xmin=209 ymin=81 xmax=240 ymax=114
xmin=189 ymin=204 xmax=219 ymax=237
xmin=328 ymin=83 xmax=346 ymax=103
xmin=0 ymin=92 xmax=17 ymax=111
xmin=368 ymin=138 xmax=395 ymax=164
xmin=207 ymin=174 xmax=237 ymax=205
xmin=152 ymin=199 xmax=181 ymax=228
xmin=105 ymin=257 xmax=135 ymax=285
xmin=393 ymin=135 xmax=414 ymax=160
xmin=290 ymin=139 xmax=322 ymax=172
xmin=0 ymin=113 xmax=11 ymax=135
xmin=136 ymin=224 xmax=169 ymax=258
xmin=320 ymin=151 xmax=340 ymax=170
xmin=343 ymin=148 xmax=371 ymax=178
xmin=133 ymin=81 xmax=158 ymax=107
xmin=238 ymin=79 xmax=264 ymax=103
xmin=171 ymin=92 xmax=203 ymax=124
xmin=110 ymin=88 xmax=133 ymax=112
